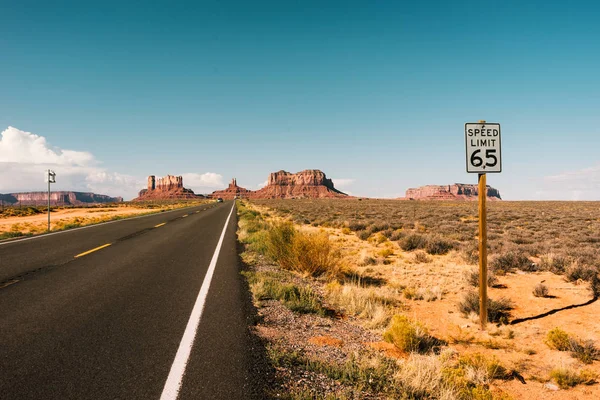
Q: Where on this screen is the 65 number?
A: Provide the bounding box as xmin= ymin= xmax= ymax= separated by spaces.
xmin=470 ymin=149 xmax=497 ymax=168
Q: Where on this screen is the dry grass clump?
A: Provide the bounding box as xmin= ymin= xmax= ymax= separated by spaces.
xmin=464 ymin=268 xmax=498 ymax=288
xmin=546 ymin=328 xmax=571 ymax=351
xmin=414 ymin=250 xmax=431 ymax=263
xmin=550 ymin=367 xmax=597 ymax=389
xmin=242 ymin=270 xmax=324 ymax=315
xmin=546 ymin=328 xmax=600 ymax=364
xmin=490 ymin=251 xmax=531 ymax=274
xmin=532 ymin=283 xmax=550 ymax=297
xmin=458 ymin=292 xmax=513 ymax=323
xmin=325 ymin=281 xmax=397 ymax=328
xmin=425 ymin=236 xmax=454 ymax=255
xmin=565 ymin=262 xmax=598 ymax=283
xmin=383 ymin=315 xmax=443 ymax=354
xmin=265 ymin=222 xmax=341 ymax=277
xmin=395 ymin=350 xmax=512 ymax=399
xmin=400 ymin=233 xmax=428 ymax=251
xmin=539 ymin=253 xmax=570 ymax=274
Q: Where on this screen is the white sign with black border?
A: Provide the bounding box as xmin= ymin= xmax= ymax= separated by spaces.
xmin=465 ymin=122 xmax=501 ymax=173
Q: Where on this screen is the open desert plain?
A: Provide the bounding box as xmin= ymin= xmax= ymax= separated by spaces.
xmin=237 ymin=198 xmax=600 ymax=399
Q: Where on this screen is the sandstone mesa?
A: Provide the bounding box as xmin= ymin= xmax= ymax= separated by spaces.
xmin=210 ymin=169 xmax=348 ymax=200
xmin=0 ymin=192 xmax=123 ymax=206
xmin=404 ymin=184 xmax=502 ymax=201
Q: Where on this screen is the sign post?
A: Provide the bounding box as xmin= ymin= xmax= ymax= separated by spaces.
xmin=46 ymin=170 xmax=56 ymax=232
xmin=465 ymin=120 xmax=501 ymax=329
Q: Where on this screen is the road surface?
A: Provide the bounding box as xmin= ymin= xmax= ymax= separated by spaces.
xmin=0 ymin=201 xmax=268 ymax=399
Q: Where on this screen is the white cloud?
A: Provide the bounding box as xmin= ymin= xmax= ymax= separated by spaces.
xmin=540 ymin=164 xmax=600 ymax=200
xmin=0 ymin=126 xmax=95 ymax=166
xmin=257 ymin=180 xmax=268 ymax=189
xmin=181 ymin=172 xmax=224 ymax=193
xmin=332 ymin=178 xmax=355 ymax=190
xmin=0 ymin=126 xmax=221 ymax=200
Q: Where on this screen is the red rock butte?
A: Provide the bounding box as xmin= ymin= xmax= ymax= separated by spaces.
xmin=404 ymin=184 xmax=501 ymax=201
xmin=210 ymin=169 xmax=348 ymax=200
xmin=135 ymin=175 xmax=201 ymax=200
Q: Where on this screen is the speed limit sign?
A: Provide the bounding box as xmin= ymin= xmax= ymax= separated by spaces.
xmin=465 ymin=122 xmax=501 ymax=173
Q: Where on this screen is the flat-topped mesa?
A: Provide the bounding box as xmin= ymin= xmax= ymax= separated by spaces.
xmin=209 ymin=178 xmax=254 ymax=200
xmin=405 ymin=184 xmax=502 ymax=201
xmin=135 ymin=174 xmax=200 ymax=200
xmin=0 ymin=192 xmax=123 ymax=206
xmin=208 ymin=169 xmax=348 ymax=200
xmin=267 ymin=169 xmax=336 ymax=189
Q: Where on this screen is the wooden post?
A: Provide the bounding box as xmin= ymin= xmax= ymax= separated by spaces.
xmin=478 ymin=120 xmax=488 ymax=329
xmin=478 ymin=172 xmax=488 ymax=328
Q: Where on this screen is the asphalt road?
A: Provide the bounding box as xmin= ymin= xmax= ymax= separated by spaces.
xmin=0 ymin=201 xmax=269 ymax=400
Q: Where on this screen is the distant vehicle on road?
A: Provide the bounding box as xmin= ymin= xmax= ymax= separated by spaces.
xmin=217 ymin=198 xmax=223 ymax=203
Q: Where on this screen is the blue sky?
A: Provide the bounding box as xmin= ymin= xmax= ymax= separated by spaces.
xmin=1 ymin=0 xmax=599 ymax=199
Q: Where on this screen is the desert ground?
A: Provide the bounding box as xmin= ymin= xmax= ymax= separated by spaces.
xmin=238 ymin=199 xmax=600 ymax=399
xmin=0 ymin=200 xmax=209 ymax=239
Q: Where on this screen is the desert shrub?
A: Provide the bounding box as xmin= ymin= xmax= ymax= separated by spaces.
xmin=368 ymin=222 xmax=390 ymax=234
xmin=379 ymin=248 xmax=394 ymax=258
xmin=360 ymin=256 xmax=377 ymax=266
xmin=357 ymin=231 xmax=371 ymax=240
xmin=403 ymin=287 xmax=417 ymax=300
xmin=462 ymin=244 xmax=480 ymax=265
xmin=325 ymin=282 xmax=396 ymax=328
xmin=243 ymin=271 xmax=324 ymax=315
xmin=546 ymin=328 xmax=571 ymax=351
xmin=380 ymin=228 xmax=394 ymax=239
xmin=533 ymin=283 xmax=549 ymax=297
xmin=425 ymin=237 xmax=454 ymax=255
xmin=245 ymin=229 xmax=269 ymax=254
xmin=458 ymin=292 xmax=513 ymax=323
xmin=569 ymin=338 xmax=600 ymax=364
xmin=464 ymin=268 xmax=498 ymax=287
xmin=348 ymin=221 xmax=367 ymax=231
xmin=292 ymin=231 xmax=341 ymax=277
xmin=414 ymin=251 xmax=431 ymax=263
xmin=266 ymin=222 xmax=296 ymax=267
xmin=389 ymin=229 xmax=404 ymax=241
xmin=265 ymin=222 xmax=340 ymax=277
xmin=565 ymin=262 xmax=597 ymax=282
xmin=490 ymin=251 xmax=531 ymax=274
xmin=550 ymin=368 xmax=597 ymax=389
xmin=539 ymin=254 xmax=570 ymax=274
xmin=457 ymin=353 xmax=512 ymax=382
xmin=400 ymin=234 xmax=428 ymax=251
xmin=0 ymin=231 xmax=26 ymax=240
xmin=383 ymin=315 xmax=441 ymax=353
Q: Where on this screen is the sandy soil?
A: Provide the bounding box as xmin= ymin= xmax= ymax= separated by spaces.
xmin=298 ymin=223 xmax=600 ymax=399
xmin=1 ymin=207 xmax=159 ymax=233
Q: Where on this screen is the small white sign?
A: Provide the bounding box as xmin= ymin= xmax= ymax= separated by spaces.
xmin=46 ymin=170 xmax=56 ymax=183
xmin=465 ymin=122 xmax=501 ymax=173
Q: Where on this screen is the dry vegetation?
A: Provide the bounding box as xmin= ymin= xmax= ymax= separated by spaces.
xmin=0 ymin=200 xmax=211 ymax=240
xmin=239 ymin=199 xmax=600 ymax=399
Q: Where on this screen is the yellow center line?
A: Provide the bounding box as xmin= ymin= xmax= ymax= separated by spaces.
xmin=74 ymin=243 xmax=112 ymax=258
xmin=155 ymin=223 xmax=166 ymax=228
xmin=182 ymin=214 xmax=188 ymax=217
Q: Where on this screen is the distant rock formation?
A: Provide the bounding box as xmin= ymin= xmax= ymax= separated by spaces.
xmin=256 ymin=170 xmax=347 ymax=199
xmin=0 ymin=192 xmax=123 ymax=206
xmin=209 ymin=170 xmax=348 ymax=199
xmin=404 ymin=184 xmax=501 ymax=201
xmin=135 ymin=175 xmax=201 ymax=200
xmin=209 ymin=178 xmax=254 ymax=200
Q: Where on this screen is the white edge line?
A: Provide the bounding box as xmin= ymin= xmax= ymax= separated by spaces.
xmin=159 ymin=201 xmax=236 ymax=400
xmin=0 ymin=204 xmax=210 ymax=247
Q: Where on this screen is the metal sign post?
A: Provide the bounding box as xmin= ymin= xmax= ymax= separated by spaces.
xmin=465 ymin=120 xmax=501 ymax=329
xmin=46 ymin=170 xmax=56 ymax=231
